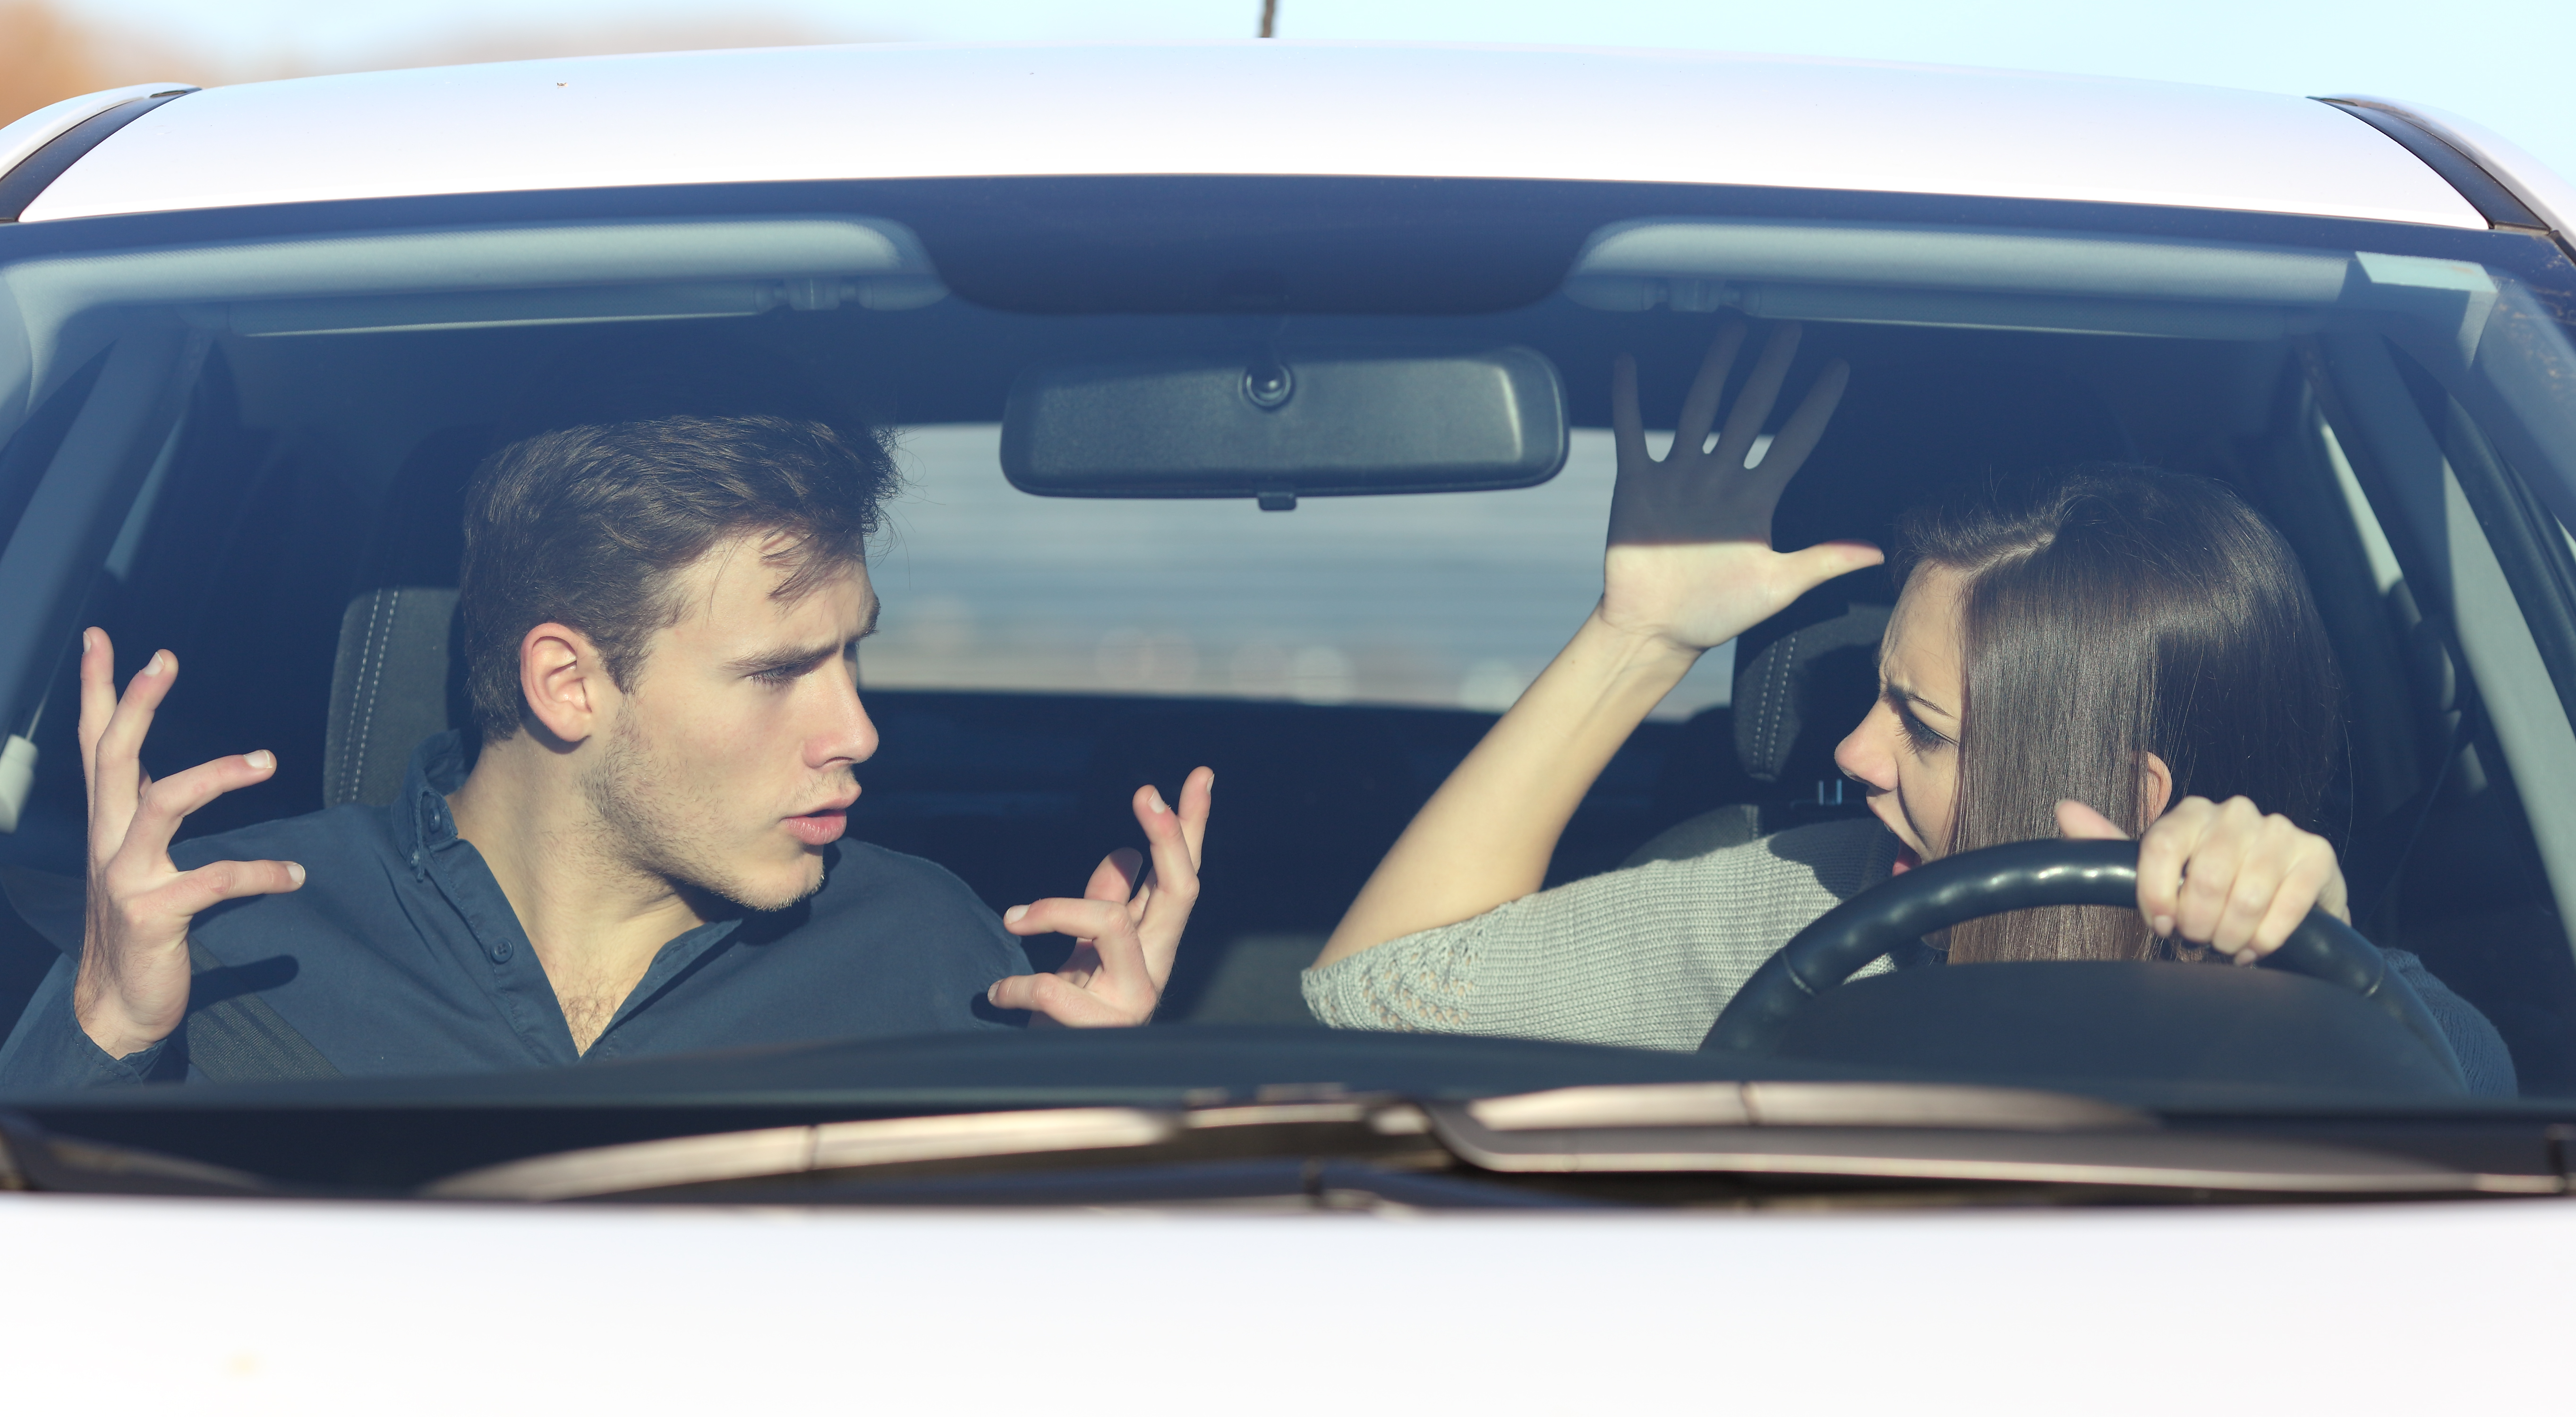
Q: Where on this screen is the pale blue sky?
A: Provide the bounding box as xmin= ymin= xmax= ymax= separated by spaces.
xmin=69 ymin=0 xmax=2576 ymax=181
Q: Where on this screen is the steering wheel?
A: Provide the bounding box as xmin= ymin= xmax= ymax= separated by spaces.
xmin=1699 ymin=838 xmax=2469 ymax=1088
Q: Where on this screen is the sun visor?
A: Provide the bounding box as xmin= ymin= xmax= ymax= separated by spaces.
xmin=1558 ymin=219 xmax=2481 ymax=345
xmin=0 ymin=216 xmax=946 ymax=361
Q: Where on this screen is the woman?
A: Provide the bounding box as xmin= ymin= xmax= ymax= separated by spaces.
xmin=1304 ymin=322 xmax=2513 ymax=1093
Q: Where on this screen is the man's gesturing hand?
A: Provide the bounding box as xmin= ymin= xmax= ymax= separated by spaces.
xmin=73 ymin=629 xmax=305 ymax=1059
xmin=989 ymin=766 xmax=1213 ymax=1027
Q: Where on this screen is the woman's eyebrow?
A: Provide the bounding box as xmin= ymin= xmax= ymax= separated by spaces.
xmin=1884 ymin=682 xmax=1954 ymax=721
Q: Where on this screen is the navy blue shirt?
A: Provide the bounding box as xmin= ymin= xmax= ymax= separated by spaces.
xmin=0 ymin=731 xmax=1031 ymax=1087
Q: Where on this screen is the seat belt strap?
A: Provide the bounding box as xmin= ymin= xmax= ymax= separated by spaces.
xmin=2352 ymin=696 xmax=2479 ymax=925
xmin=180 ymin=942 xmax=342 ymax=1082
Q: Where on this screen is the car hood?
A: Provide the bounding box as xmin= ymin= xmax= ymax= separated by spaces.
xmin=0 ymin=1189 xmax=2566 ymax=1412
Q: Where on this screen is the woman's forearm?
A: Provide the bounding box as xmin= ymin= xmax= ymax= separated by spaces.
xmin=1316 ymin=607 xmax=1701 ymax=966
xmin=1312 ymin=330 xmax=1861 ymax=972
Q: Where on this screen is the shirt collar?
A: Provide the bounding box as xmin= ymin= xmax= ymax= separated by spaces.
xmin=392 ymin=728 xmax=478 ymax=861
xmin=386 ymin=728 xmax=751 ymax=1027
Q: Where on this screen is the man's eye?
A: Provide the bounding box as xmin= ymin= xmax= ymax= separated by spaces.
xmin=753 ymin=665 xmax=803 ymax=686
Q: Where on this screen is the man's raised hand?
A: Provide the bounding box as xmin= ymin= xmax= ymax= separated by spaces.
xmin=988 ymin=766 xmax=1213 ymax=1027
xmin=72 ymin=629 xmax=305 ymax=1059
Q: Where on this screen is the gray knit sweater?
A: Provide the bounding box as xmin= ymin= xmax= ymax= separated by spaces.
xmin=1303 ymin=818 xmax=1900 ymax=1051
xmin=1300 ymin=815 xmax=2521 ymax=1095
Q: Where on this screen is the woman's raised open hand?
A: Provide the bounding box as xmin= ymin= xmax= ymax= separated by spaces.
xmin=72 ymin=629 xmax=305 ymax=1060
xmin=1321 ymin=324 xmax=1873 ymax=966
xmin=1603 ymin=321 xmax=1880 ymax=652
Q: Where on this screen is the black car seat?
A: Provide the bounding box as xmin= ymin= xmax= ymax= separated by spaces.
xmin=324 ymin=331 xmax=862 ymax=806
xmin=1628 ymin=357 xmax=2132 ymax=865
xmin=325 ymin=425 xmax=481 ymax=807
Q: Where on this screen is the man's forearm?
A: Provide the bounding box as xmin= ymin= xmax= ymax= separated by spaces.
xmin=1317 ymin=608 xmax=1699 ymax=966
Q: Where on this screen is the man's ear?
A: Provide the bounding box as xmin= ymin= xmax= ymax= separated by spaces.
xmin=520 ymin=622 xmax=611 ymax=744
xmin=2138 ymin=751 xmax=2175 ymax=828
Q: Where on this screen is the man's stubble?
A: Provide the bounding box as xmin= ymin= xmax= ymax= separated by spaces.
xmin=580 ymin=700 xmax=827 ymax=914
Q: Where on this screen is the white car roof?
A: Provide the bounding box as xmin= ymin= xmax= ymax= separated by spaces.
xmin=11 ymin=42 xmax=2491 ymax=230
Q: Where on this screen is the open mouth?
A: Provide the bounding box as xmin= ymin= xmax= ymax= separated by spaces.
xmin=1891 ymin=842 xmax=1922 ymax=876
xmin=785 ymin=809 xmax=849 ymax=846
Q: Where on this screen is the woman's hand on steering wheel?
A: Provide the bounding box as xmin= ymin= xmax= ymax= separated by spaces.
xmin=1601 ymin=321 xmax=1881 ymax=655
xmin=2057 ymin=795 xmax=2350 ymax=966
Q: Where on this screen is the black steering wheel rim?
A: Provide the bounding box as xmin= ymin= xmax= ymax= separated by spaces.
xmin=1699 ymin=838 xmax=2469 ymax=1089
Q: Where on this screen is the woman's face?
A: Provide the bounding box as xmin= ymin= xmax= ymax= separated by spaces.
xmin=1834 ymin=565 xmax=1968 ymax=869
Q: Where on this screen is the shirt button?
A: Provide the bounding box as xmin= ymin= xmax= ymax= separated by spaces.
xmin=490 ymin=940 xmax=512 ymax=963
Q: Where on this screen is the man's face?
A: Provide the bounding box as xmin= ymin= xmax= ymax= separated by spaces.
xmin=583 ymin=531 xmax=879 ymax=912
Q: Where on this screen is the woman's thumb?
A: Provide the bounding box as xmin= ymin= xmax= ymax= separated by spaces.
xmin=1782 ymin=539 xmax=1885 ymax=591
xmin=2055 ymin=799 xmax=2130 ymax=841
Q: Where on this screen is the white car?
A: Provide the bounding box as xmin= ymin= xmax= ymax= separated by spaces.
xmin=2 ymin=41 xmax=2574 ymax=1412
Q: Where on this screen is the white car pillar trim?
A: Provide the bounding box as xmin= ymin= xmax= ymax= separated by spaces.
xmin=2328 ymin=94 xmax=2576 ymax=248
xmin=0 ymin=85 xmax=197 ymax=192
xmin=2319 ymin=99 xmax=2550 ymax=235
xmin=0 ymin=88 xmax=197 ymax=222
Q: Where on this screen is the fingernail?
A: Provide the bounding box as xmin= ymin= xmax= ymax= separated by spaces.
xmin=2151 ymin=914 xmax=2174 ymax=937
xmin=286 ymin=862 xmax=306 ymax=886
xmin=1004 ymin=905 xmax=1027 ymax=924
xmin=246 ymin=750 xmax=274 ymax=771
xmin=1147 ymin=787 xmax=1168 ymax=814
xmin=81 ymin=629 xmax=95 ymax=653
xmin=142 ymin=651 xmax=168 ymax=676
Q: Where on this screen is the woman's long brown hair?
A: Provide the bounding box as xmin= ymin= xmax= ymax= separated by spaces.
xmin=1893 ymin=466 xmax=2342 ymax=964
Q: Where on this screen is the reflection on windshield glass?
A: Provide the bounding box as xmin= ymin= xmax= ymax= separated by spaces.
xmin=869 ymin=427 xmax=1731 ymax=716
xmin=0 ymin=189 xmax=2574 ymax=1135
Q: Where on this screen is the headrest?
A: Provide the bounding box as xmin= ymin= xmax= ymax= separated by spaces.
xmin=323 ymin=425 xmax=486 ymax=808
xmin=1732 ymin=601 xmax=1892 ymax=786
xmin=325 ymin=586 xmax=462 ymax=807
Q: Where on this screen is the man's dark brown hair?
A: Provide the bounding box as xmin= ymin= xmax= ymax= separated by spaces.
xmin=457 ymin=414 xmax=900 ymax=743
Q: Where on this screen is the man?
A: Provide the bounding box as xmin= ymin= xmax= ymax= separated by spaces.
xmin=0 ymin=411 xmax=1210 ymax=1085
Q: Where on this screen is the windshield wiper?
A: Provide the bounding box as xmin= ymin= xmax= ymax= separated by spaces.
xmin=426 ymin=1098 xmax=1442 ymax=1202
xmin=0 ymin=1110 xmax=275 ymax=1196
xmin=414 ymin=1082 xmax=2562 ymax=1204
xmin=1425 ymin=1084 xmax=2558 ymax=1196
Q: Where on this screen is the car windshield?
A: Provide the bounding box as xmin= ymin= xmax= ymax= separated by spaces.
xmin=5 ymin=175 xmax=2576 ymax=1196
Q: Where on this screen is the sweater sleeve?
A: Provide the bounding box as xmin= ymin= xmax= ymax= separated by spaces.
xmin=2380 ymin=947 xmax=2518 ymax=1098
xmin=1303 ymin=819 xmax=1898 ymax=1051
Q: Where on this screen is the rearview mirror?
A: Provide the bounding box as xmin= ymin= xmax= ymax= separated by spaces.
xmin=1000 ymin=345 xmax=1566 ymax=507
